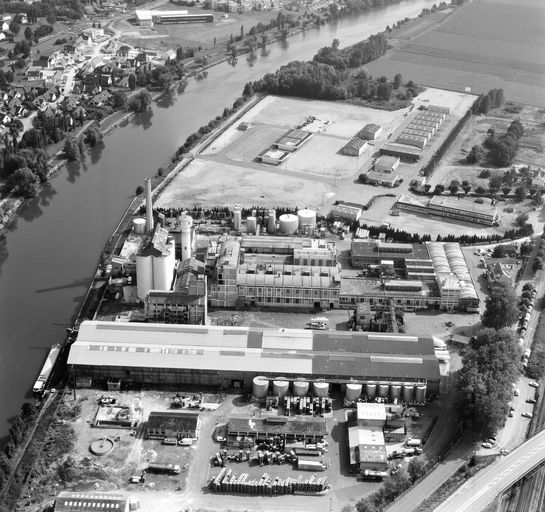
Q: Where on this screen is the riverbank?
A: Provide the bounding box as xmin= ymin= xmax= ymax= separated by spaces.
xmin=0 ymin=2 xmax=459 ymax=239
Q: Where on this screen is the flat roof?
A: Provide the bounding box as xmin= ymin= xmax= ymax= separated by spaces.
xmin=357 ymin=403 xmax=386 ymax=421
xmin=228 ymin=416 xmax=327 ymax=436
xmin=367 ymin=170 xmax=399 ymax=183
xmin=429 ymin=195 xmax=496 ymax=216
xmin=68 ymin=321 xmax=440 ymax=381
xmin=375 ymin=155 xmax=400 ymax=167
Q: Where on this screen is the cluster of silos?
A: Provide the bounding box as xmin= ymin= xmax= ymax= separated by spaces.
xmin=278 ymin=214 xmax=299 ymax=235
xmin=252 ymin=377 xmax=328 ymax=399
xmin=267 ymin=209 xmax=276 ymax=234
xmin=135 ymin=238 xmax=176 ymax=299
xmin=345 ymin=382 xmax=428 ymax=404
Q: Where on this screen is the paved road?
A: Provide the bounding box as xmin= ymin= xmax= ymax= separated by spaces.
xmin=434 ymin=429 xmax=545 ymax=512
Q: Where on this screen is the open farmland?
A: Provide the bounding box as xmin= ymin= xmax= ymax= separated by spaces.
xmin=366 ymin=0 xmax=545 ymax=106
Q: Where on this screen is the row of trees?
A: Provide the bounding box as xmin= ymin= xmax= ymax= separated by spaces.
xmin=471 ymin=88 xmax=505 ymax=114
xmin=457 ymin=325 xmax=521 ymax=439
xmin=0 ymin=402 xmax=38 ymax=495
xmin=486 ymin=120 xmax=524 ymax=167
xmin=313 ymin=33 xmax=388 ymax=71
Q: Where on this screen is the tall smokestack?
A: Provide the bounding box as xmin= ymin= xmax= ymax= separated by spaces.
xmin=145 ymin=178 xmax=154 ymax=232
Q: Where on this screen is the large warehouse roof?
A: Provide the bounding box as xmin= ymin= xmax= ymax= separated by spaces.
xmin=68 ymin=321 xmax=440 ymax=381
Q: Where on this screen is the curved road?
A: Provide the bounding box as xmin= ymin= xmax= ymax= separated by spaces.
xmin=434 ymin=429 xmax=545 ymax=512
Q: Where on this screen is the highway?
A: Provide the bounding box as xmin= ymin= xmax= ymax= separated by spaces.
xmin=434 ymin=429 xmax=545 ymax=512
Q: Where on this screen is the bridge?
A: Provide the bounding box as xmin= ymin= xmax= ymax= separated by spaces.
xmin=434 ymin=429 xmax=545 ymax=512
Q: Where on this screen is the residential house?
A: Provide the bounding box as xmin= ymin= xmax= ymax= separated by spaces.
xmin=90 ymin=90 xmax=112 ymax=106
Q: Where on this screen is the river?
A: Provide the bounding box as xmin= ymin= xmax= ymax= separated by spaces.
xmin=0 ymin=0 xmax=440 ymax=441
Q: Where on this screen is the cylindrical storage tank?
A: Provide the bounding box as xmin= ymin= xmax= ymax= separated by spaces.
xmin=253 ymin=376 xmax=269 ymax=399
xmin=293 ymin=380 xmax=309 ymax=397
xmin=233 ymin=205 xmax=242 ymax=231
xmin=345 ymin=383 xmax=362 ymax=402
xmin=415 ymin=384 xmax=427 ymax=403
xmin=152 ymin=239 xmax=175 ymax=291
xmin=180 ymin=212 xmax=193 ymax=262
xmin=278 ymin=214 xmax=299 ymax=235
xmin=378 ymin=383 xmax=389 ymax=398
xmin=366 ymin=383 xmax=377 ymax=398
xmin=268 ymin=209 xmax=276 ymax=234
xmin=313 ymin=382 xmax=329 ymax=398
xmin=403 ymin=384 xmax=414 ymax=403
xmin=390 ymin=384 xmax=402 ymax=401
xmin=133 ymin=218 xmax=146 ymax=234
xmin=297 ymin=209 xmax=317 ymax=230
xmin=273 ymin=380 xmax=289 ymax=399
xmin=136 ymin=254 xmax=153 ymax=299
xmin=247 ymin=216 xmax=257 ymax=234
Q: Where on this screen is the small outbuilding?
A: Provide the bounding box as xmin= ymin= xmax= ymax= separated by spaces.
xmin=146 ymin=411 xmax=201 ymax=440
xmin=358 ymin=124 xmax=383 ymax=140
xmin=342 ymin=137 xmax=367 ymax=156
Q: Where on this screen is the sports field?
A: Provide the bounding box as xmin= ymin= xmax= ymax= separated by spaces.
xmin=366 ymin=0 xmax=545 ymax=106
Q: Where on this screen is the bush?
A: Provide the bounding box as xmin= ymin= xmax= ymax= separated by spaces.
xmin=135 ymin=185 xmax=144 ymax=195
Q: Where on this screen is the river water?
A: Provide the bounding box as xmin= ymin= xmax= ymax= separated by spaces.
xmin=0 ymin=0 xmax=440 ymax=440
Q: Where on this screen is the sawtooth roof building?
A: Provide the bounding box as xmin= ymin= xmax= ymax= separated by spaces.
xmin=68 ymin=321 xmax=441 ymax=394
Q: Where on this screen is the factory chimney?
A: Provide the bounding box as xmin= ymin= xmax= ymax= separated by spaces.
xmin=145 ymin=178 xmax=154 ymax=232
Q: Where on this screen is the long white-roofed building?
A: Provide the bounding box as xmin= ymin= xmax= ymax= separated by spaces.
xmin=68 ymin=321 xmax=442 ymax=396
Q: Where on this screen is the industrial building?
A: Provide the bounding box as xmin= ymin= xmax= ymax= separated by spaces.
xmin=366 ymin=170 xmax=400 ymax=187
xmin=146 ymin=411 xmax=200 ymax=440
xmin=345 ymin=240 xmax=479 ymax=312
xmin=348 ymin=426 xmax=388 ymax=473
xmin=209 ymin=232 xmax=340 ymax=310
xmin=330 ymin=204 xmax=362 ymax=223
xmin=53 ymin=492 xmax=139 ymax=512
xmin=144 ymin=258 xmax=207 ymax=324
xmin=273 ymin=129 xmax=313 ymax=152
xmin=67 ymin=321 xmax=442 ymax=397
xmin=342 ymin=137 xmax=368 ymax=156
xmin=374 ymin=155 xmax=400 ymax=174
xmin=135 ymin=9 xmax=214 ymax=25
xmin=358 ymin=124 xmax=383 ymax=140
xmin=379 ymin=142 xmax=421 ymax=162
xmin=396 ymin=194 xmax=498 ymax=226
xmin=226 ymin=416 xmax=327 ymax=448
xmin=258 ymin=148 xmax=289 ymax=165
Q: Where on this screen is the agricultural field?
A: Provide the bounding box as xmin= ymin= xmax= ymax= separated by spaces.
xmin=366 ymin=0 xmax=545 ymax=106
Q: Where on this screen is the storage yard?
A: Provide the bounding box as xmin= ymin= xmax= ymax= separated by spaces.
xmin=156 ymin=90 xmax=476 ymax=231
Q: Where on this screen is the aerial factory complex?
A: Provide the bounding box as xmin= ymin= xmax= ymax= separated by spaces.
xmin=6 ymin=0 xmax=545 ymax=510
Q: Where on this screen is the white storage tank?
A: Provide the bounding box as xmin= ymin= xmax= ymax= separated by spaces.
xmin=366 ymin=383 xmax=377 ymax=398
xmin=297 ymin=209 xmax=317 ymax=231
xmin=278 ymin=214 xmax=299 ymax=235
xmin=403 ymin=384 xmax=414 ymax=403
xmin=390 ymin=384 xmax=402 ymax=401
xmin=247 ymin=216 xmax=257 ymax=234
xmin=180 ymin=212 xmax=193 ymax=262
xmin=136 ymin=255 xmax=153 ymax=300
xmin=293 ymin=380 xmax=309 ymax=397
xmin=233 ymin=205 xmax=242 ymax=231
xmin=378 ymin=383 xmax=389 ymax=398
xmin=133 ymin=218 xmax=146 ymax=234
xmin=152 ymin=239 xmax=176 ymax=291
xmin=345 ymin=383 xmax=362 ymax=402
xmin=253 ymin=376 xmax=269 ymax=399
xmin=313 ymin=381 xmax=329 ymax=398
xmin=273 ymin=380 xmax=289 ymax=399
xmin=415 ymin=384 xmax=427 ymax=403
xmin=268 ymin=209 xmax=276 ymax=234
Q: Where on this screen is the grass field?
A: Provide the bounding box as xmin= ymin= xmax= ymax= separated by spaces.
xmin=366 ymin=0 xmax=545 ymax=106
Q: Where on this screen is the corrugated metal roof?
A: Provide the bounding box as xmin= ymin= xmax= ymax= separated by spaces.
xmin=69 ymin=322 xmax=440 ymax=380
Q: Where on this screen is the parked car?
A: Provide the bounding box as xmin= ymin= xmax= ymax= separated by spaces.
xmin=514 ymin=389 xmax=521 ymax=396
xmin=522 ymin=412 xmax=533 ymax=418
xmin=529 ymin=381 xmax=539 ymax=388
xmin=526 ymin=398 xmax=537 ymax=404
xmin=508 ymin=407 xmax=515 ymax=417
xmin=481 ymin=442 xmax=493 ymax=449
